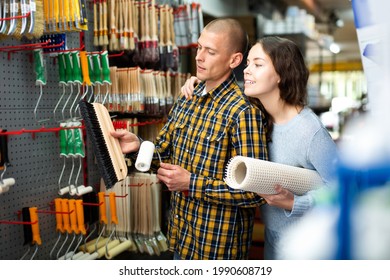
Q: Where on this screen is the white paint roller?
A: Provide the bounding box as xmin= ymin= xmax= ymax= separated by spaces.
xmin=105 ymin=240 xmax=133 ymax=259
xmin=224 ymin=156 xmax=323 ymax=195
xmin=135 ymin=141 xmax=155 ymax=172
xmin=0 ymin=178 xmax=15 ymax=194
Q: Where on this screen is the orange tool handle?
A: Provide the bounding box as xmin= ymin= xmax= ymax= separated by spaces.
xmin=29 ymin=207 xmax=42 ymax=245
xmin=80 ymin=51 xmax=92 ymax=86
xmin=61 ymin=199 xmax=72 ymax=234
xmin=68 ymin=199 xmax=80 ymax=234
xmin=98 ymin=191 xmax=108 ymax=224
xmin=109 ymin=192 xmax=118 ymax=225
xmin=54 ymin=198 xmax=64 ymax=233
xmin=76 ymin=199 xmax=87 ymax=235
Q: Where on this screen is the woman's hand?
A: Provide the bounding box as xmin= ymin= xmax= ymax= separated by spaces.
xmin=181 ymin=76 xmax=201 ymax=99
xmin=260 ymin=185 xmax=294 ymax=211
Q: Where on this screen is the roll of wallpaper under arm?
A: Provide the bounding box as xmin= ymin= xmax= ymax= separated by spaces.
xmin=224 ymin=156 xmax=323 ymax=195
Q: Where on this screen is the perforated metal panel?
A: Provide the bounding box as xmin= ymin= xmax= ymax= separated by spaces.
xmin=0 ymin=8 xmax=101 ymax=259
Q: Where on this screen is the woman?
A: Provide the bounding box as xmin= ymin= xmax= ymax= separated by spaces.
xmin=181 ymin=36 xmax=338 ymax=259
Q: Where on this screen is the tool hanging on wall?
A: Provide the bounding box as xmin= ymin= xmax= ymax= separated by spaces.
xmin=0 ymin=131 xmax=15 ymax=195
xmin=33 ymin=48 xmax=50 ymax=124
xmin=20 ymin=207 xmax=42 ymax=259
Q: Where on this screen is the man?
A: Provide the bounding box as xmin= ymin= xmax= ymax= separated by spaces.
xmin=111 ymin=18 xmax=268 ymax=259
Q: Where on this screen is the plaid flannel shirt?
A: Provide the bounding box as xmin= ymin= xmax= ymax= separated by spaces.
xmin=154 ymin=74 xmax=268 ymax=259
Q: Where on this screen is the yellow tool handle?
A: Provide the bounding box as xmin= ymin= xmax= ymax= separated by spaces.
xmin=109 ymin=192 xmax=118 ymax=225
xmin=80 ymin=51 xmax=91 ymax=86
xmin=75 ymin=199 xmax=87 ymax=235
xmin=61 ymin=199 xmax=72 ymax=234
xmin=98 ymin=191 xmax=108 ymax=224
xmin=54 ymin=198 xmax=64 ymax=233
xmin=29 ymin=207 xmax=42 ymax=245
xmin=68 ymin=199 xmax=80 ymax=234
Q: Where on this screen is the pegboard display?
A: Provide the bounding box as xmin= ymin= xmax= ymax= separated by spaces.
xmin=0 ymin=8 xmax=102 ymax=259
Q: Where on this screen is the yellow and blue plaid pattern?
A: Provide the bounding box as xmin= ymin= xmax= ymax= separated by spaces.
xmin=155 ymin=74 xmax=268 ymax=259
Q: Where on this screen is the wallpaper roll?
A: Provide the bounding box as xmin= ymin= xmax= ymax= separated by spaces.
xmin=135 ymin=141 xmax=155 ymax=172
xmin=224 ymin=156 xmax=323 ymax=195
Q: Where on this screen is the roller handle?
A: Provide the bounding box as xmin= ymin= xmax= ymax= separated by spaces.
xmin=109 ymin=192 xmax=118 ymax=225
xmin=64 ymin=52 xmax=73 ymax=83
xmin=98 ymin=191 xmax=107 ymax=224
xmin=22 ymin=207 xmax=33 ymax=246
xmin=80 ymin=51 xmax=91 ymax=86
xmin=59 ymin=126 xmax=68 ymax=157
xmin=92 ymin=54 xmax=102 ymax=84
xmin=68 ymin=199 xmax=80 ymax=234
xmin=100 ymin=51 xmax=111 ymax=84
xmin=54 ymin=198 xmax=64 ymax=233
xmin=58 ymin=53 xmax=67 ymax=84
xmin=71 ymin=51 xmax=82 ymax=84
xmin=33 ymin=49 xmax=46 ymax=86
xmin=29 ymin=207 xmax=42 ymax=245
xmin=66 ymin=128 xmax=75 ymax=157
xmin=76 ymin=199 xmax=87 ymax=235
xmin=61 ymin=199 xmax=72 ymax=234
xmin=0 ymin=132 xmax=9 ymax=168
xmin=73 ymin=127 xmax=85 ymax=157
xmin=87 ymin=54 xmax=96 ymax=84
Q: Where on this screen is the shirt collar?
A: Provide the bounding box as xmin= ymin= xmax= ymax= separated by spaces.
xmin=193 ymin=73 xmax=237 ymax=101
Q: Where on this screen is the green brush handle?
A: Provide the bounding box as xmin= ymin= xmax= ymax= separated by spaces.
xmin=73 ymin=126 xmax=85 ymax=157
xmin=67 ymin=127 xmax=75 ymax=157
xmin=58 ymin=53 xmax=67 ymax=85
xmin=72 ymin=51 xmax=82 ymax=84
xmin=64 ymin=52 xmax=73 ymax=84
xmin=100 ymin=51 xmax=111 ymax=84
xmin=33 ymin=49 xmax=46 ymax=86
xmin=87 ymin=54 xmax=96 ymax=84
xmin=59 ymin=125 xmax=68 ymax=157
xmin=92 ymin=54 xmax=102 ymax=85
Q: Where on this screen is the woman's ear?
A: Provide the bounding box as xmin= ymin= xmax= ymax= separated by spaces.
xmin=230 ymin=52 xmax=243 ymax=69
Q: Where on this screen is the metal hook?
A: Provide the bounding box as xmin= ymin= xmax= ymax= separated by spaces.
xmin=88 ymin=84 xmax=95 ymax=103
xmin=83 ymin=223 xmax=97 ymax=252
xmin=49 ymin=232 xmax=62 ymax=259
xmin=0 ymin=164 xmax=7 ymax=185
xmin=69 ymin=83 xmax=81 ymax=121
xmin=102 ymin=84 xmax=110 ymax=106
xmin=62 ymin=84 xmax=74 ymax=121
xmin=63 ymin=232 xmax=77 ymax=260
xmin=68 ymin=157 xmax=75 ymax=194
xmin=74 ymin=84 xmax=89 ymax=115
xmin=30 ymin=243 xmax=39 ymax=260
xmin=105 ymin=224 xmax=116 ymax=258
xmin=70 ymin=157 xmax=82 ymax=196
xmin=34 ymin=84 xmax=50 ymax=124
xmin=20 ymin=245 xmax=31 ymax=260
xmin=58 ymin=157 xmax=68 ymax=195
xmin=56 ymin=232 xmax=69 ymax=259
xmin=54 ymin=84 xmax=67 ymax=121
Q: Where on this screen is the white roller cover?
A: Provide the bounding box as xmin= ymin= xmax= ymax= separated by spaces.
xmin=224 ymin=156 xmax=323 ymax=195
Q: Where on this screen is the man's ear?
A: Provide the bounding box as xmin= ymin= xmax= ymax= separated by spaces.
xmin=230 ymin=52 xmax=243 ymax=69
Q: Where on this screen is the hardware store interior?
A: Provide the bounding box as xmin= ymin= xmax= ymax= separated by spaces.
xmin=0 ymin=0 xmax=389 ymax=260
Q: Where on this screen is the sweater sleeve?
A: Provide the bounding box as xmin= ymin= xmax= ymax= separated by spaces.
xmin=286 ymin=127 xmax=338 ymax=217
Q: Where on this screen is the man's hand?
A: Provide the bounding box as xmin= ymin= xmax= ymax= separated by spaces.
xmin=157 ymin=162 xmax=191 ymax=192
xmin=181 ymin=76 xmax=201 ymax=99
xmin=110 ymin=130 xmax=141 ymax=154
xmin=260 ymin=185 xmax=295 ymax=211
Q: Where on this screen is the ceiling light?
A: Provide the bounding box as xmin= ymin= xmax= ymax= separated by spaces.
xmin=330 ymin=42 xmax=341 ymax=54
